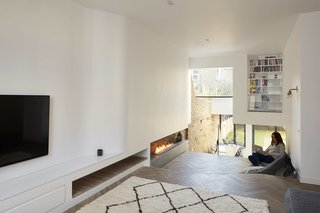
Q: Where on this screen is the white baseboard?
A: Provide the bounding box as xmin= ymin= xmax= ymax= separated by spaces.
xmin=299 ymin=174 xmax=320 ymax=185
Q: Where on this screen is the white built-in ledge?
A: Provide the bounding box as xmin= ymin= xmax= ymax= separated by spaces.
xmin=0 ymin=149 xmax=149 ymax=213
xmin=0 ymin=152 xmax=125 ymax=201
xmin=72 ymin=155 xmax=148 ymax=197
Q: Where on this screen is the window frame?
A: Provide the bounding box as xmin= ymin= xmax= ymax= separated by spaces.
xmin=252 ymin=125 xmax=286 ymax=149
xmin=191 ymin=67 xmax=233 ymax=98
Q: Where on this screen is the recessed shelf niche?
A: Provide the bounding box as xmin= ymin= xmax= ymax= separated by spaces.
xmin=72 ymin=152 xmax=148 ymax=198
xmin=248 ymin=54 xmax=283 ymax=113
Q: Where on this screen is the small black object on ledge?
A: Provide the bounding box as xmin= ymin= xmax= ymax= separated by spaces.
xmin=97 ymin=149 xmax=103 ymax=156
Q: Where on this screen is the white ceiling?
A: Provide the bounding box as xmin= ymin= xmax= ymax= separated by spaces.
xmin=75 ymin=0 xmax=320 ymax=57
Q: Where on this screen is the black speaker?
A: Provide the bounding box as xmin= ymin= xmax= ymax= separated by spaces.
xmin=97 ymin=149 xmax=103 ymax=156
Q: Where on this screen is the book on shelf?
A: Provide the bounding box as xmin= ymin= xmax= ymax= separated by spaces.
xmin=249 ymin=95 xmax=256 ymax=110
xmin=255 ymin=95 xmax=262 ymax=102
xmin=254 ymin=95 xmax=262 ymax=109
xmin=249 ymin=87 xmax=256 ymax=94
xmin=254 ymin=102 xmax=261 ymax=110
xmin=262 ymin=95 xmax=270 ymax=102
xmin=255 ymin=79 xmax=260 ymax=86
xmin=262 ymin=87 xmax=268 ymax=94
xmin=253 ymin=67 xmax=261 ymax=72
xmin=262 ymin=79 xmax=268 ymax=86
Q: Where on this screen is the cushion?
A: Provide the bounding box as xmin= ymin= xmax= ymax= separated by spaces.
xmin=257 ymin=154 xmax=295 ymax=176
xmin=243 ymin=154 xmax=295 ymax=176
xmin=240 ymin=166 xmax=264 ymax=174
xmin=285 ymin=188 xmax=320 ymax=213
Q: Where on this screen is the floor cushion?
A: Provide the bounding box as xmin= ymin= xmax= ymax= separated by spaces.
xmin=285 ymin=188 xmax=320 ymax=213
xmin=242 ymin=154 xmax=295 ymax=176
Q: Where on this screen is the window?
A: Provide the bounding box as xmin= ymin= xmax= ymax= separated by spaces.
xmin=220 ymin=115 xmax=233 ymax=144
xmin=191 ymin=67 xmax=233 ymax=97
xmin=234 ymin=124 xmax=246 ymax=147
xmin=218 ymin=115 xmax=246 ymax=147
xmin=252 ymin=125 xmax=286 ymax=150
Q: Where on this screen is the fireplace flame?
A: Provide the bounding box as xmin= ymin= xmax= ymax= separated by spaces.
xmin=154 ymin=143 xmax=173 ymax=154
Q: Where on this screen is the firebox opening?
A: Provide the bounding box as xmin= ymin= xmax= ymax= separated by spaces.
xmin=154 ymin=143 xmax=173 ymax=155
xmin=150 ymin=129 xmax=188 ymax=168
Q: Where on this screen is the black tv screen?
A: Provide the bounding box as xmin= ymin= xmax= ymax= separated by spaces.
xmin=0 ymin=95 xmax=49 ymax=168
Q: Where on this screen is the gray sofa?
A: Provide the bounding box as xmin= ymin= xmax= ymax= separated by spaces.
xmin=285 ymin=188 xmax=320 ymax=213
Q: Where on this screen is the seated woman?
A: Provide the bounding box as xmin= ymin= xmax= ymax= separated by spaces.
xmin=248 ymin=131 xmax=285 ymax=166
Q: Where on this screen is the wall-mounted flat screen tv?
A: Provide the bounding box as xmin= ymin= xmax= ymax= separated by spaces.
xmin=0 ymin=95 xmax=50 ymax=168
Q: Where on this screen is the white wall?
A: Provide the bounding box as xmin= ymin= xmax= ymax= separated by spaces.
xmin=211 ymin=98 xmax=233 ymax=115
xmin=0 ymin=0 xmax=127 ymax=181
xmin=0 ymin=0 xmax=188 ymax=182
xmin=283 ymin=18 xmax=301 ymax=177
xmin=73 ymin=8 xmax=127 ymax=156
xmin=298 ymin=11 xmax=320 ymax=184
xmin=0 ymin=0 xmax=80 ymax=181
xmin=283 ymin=11 xmax=320 ymax=185
xmin=126 ymin=19 xmax=189 ymax=153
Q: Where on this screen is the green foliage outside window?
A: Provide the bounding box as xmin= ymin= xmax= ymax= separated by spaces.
xmin=253 ymin=126 xmax=286 ymax=149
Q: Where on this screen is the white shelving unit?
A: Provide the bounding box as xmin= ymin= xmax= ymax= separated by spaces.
xmin=0 ymin=149 xmax=149 ymax=213
xmin=248 ymin=55 xmax=283 ymax=112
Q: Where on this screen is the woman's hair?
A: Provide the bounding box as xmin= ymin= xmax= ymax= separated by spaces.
xmin=271 ymin=131 xmax=284 ymax=145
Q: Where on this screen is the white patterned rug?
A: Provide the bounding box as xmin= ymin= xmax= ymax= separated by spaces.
xmin=77 ymin=176 xmax=269 ymax=213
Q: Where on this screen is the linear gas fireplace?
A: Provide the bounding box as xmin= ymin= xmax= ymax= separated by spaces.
xmin=150 ymin=129 xmax=188 ymax=168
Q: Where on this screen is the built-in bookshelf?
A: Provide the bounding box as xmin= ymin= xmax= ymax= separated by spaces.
xmin=248 ymin=55 xmax=282 ymax=112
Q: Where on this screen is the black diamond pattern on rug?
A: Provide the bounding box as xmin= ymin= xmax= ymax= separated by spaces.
xmin=105 ymin=181 xmax=249 ymax=213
